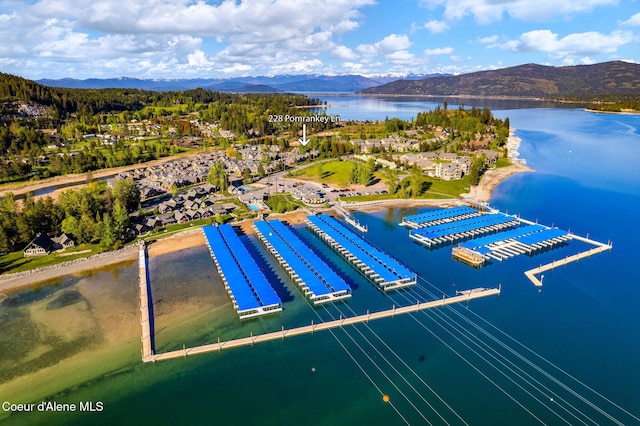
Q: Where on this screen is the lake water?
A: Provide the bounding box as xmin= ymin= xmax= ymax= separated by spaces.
xmin=1 ymin=98 xmax=639 ymax=425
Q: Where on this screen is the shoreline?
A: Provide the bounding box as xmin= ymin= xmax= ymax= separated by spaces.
xmin=0 ymin=135 xmax=532 ymax=294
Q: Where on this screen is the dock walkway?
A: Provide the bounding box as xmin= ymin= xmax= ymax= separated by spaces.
xmin=138 ymin=242 xmax=153 ymax=360
xmin=524 ymin=235 xmax=612 ymax=286
xmin=144 ymin=287 xmax=501 ymax=362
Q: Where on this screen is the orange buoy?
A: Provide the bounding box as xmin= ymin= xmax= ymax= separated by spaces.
xmin=382 ymin=395 xmax=390 ymax=403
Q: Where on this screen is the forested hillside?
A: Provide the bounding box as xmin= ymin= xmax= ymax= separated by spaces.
xmin=0 ymin=73 xmax=321 ymax=183
xmin=359 ymin=61 xmax=640 ymax=110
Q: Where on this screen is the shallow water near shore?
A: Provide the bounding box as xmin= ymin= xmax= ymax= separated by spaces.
xmin=1 ymin=106 xmax=639 ymax=425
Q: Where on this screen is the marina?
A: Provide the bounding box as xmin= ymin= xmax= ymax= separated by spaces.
xmin=254 ymin=219 xmax=351 ymax=304
xmin=403 ymin=206 xmax=613 ymax=285
xmin=307 ymin=213 xmax=417 ymax=291
xmin=203 ymin=225 xmax=282 ymax=319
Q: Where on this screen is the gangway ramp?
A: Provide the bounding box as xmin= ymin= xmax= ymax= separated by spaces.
xmin=203 ymin=225 xmax=282 ymax=319
xmin=307 ymin=214 xmax=416 ymax=291
xmin=254 ymin=220 xmax=351 ymax=304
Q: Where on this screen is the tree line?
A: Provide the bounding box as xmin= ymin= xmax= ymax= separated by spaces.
xmin=0 ymin=178 xmax=140 ymax=254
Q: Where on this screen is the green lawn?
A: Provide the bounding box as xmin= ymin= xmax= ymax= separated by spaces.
xmin=265 ymin=193 xmax=301 ymax=213
xmin=289 ymin=160 xmax=356 ymax=187
xmin=495 ymin=158 xmax=512 ymax=168
xmin=424 ymin=175 xmax=471 ymax=197
xmin=0 ymin=244 xmax=106 ymax=275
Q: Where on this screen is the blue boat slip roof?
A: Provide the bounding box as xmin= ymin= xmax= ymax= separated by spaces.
xmin=309 ymin=214 xmax=415 ymax=283
xmin=411 ymin=213 xmax=516 ymax=239
xmin=514 ymin=228 xmax=569 ymax=246
xmin=254 ymin=220 xmax=350 ymax=297
xmin=461 ymin=225 xmax=546 ymax=250
xmin=403 ymin=206 xmax=478 ymax=225
xmin=203 ymin=225 xmax=280 ymax=312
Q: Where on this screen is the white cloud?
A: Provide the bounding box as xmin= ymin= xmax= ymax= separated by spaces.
xmin=478 ymin=35 xmax=499 ymax=44
xmin=420 ymin=0 xmax=617 ymax=24
xmin=424 ymin=47 xmax=454 ymax=56
xmin=424 ymin=20 xmax=449 ymax=34
xmin=560 ymin=57 xmax=596 ymax=66
xmin=0 ymin=0 xmax=374 ymax=78
xmin=331 ymin=45 xmax=358 ymax=60
xmin=221 ymin=63 xmax=252 ymax=74
xmin=186 ymin=50 xmax=213 ymax=68
xmin=356 ymin=34 xmax=412 ymax=56
xmin=505 ymin=29 xmax=634 ymax=59
xmin=386 ymin=51 xmax=416 ymax=65
xmin=621 ymin=13 xmax=640 ymax=26
xmin=272 ymin=59 xmax=323 ymax=74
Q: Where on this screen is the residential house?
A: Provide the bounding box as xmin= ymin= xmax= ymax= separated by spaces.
xmin=23 ymin=233 xmax=75 ymax=257
xmin=51 ymin=233 xmax=75 ymax=250
xmin=23 ymin=233 xmax=54 ymax=257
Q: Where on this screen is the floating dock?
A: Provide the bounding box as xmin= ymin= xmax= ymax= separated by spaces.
xmin=307 ymin=214 xmax=416 ymax=291
xmin=400 ymin=206 xmax=480 ymax=229
xmin=523 ymin=234 xmax=612 ymax=286
xmin=143 ymin=286 xmax=501 ymax=362
xmin=457 ymin=224 xmax=571 ymax=263
xmin=254 ymin=219 xmax=351 ymax=304
xmin=405 ymin=207 xmax=612 ymax=284
xmin=203 ymin=225 xmax=282 ymax=319
xmin=408 ymin=212 xmax=520 ymax=248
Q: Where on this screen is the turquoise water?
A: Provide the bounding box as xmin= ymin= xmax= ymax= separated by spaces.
xmin=248 ymin=203 xmax=260 ymax=211
xmin=2 ymin=104 xmax=639 ymax=425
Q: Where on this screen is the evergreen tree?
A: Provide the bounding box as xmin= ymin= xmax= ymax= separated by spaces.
xmin=385 ymin=169 xmax=399 ymax=194
xmin=112 ymin=199 xmax=130 ymax=237
xmin=100 ymin=212 xmax=116 ymax=248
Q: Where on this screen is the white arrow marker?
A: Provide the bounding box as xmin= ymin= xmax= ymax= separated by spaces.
xmin=298 ymin=123 xmax=310 ymax=146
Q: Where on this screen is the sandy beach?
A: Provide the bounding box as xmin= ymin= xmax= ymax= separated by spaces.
xmin=462 ymin=162 xmax=533 ymax=203
xmin=147 ymin=229 xmax=205 ymax=257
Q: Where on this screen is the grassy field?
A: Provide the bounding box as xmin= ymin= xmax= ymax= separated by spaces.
xmin=289 ymin=159 xmax=356 ymax=187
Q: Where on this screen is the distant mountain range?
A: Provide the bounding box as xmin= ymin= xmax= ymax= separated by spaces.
xmin=37 ymin=73 xmax=448 ymax=93
xmin=358 ymin=61 xmax=640 ymax=97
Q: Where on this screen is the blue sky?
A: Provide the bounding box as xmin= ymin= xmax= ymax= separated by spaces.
xmin=0 ymin=0 xmax=639 ymax=79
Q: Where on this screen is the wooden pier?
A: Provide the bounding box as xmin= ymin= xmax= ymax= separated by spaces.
xmin=142 ymin=286 xmax=500 ymax=363
xmin=523 ymin=234 xmax=612 ymax=286
xmin=138 ymin=242 xmax=154 ymax=360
